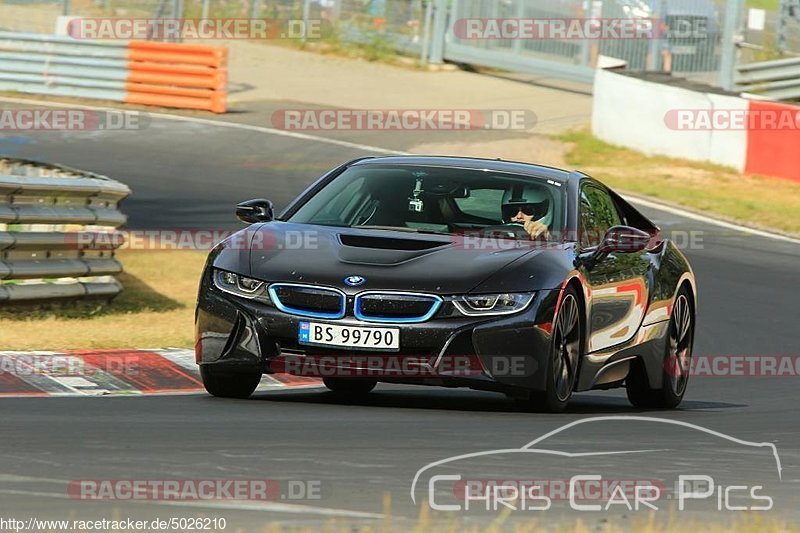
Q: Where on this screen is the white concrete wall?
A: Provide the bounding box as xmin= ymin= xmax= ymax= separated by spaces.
xmin=705 ymin=93 xmax=748 ymax=170
xmin=592 ymin=69 xmax=746 ymax=171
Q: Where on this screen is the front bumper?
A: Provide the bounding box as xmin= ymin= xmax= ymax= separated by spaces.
xmin=195 ymin=271 xmax=560 ymax=393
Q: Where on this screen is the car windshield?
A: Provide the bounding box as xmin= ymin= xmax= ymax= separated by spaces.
xmin=287 ymin=164 xmax=565 ymax=241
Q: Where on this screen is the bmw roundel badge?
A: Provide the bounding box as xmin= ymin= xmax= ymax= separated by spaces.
xmin=344 ymin=275 xmax=366 ymax=287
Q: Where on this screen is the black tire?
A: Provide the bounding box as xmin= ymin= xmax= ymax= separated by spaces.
xmin=200 ymin=366 xmax=261 ymax=399
xmin=627 ymin=287 xmax=694 ymax=409
xmin=517 ymin=286 xmax=584 ymax=413
xmin=323 ymin=378 xmax=377 ymax=395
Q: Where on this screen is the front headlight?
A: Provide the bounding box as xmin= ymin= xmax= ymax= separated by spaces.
xmin=449 ymin=292 xmax=535 ymax=316
xmin=213 ymin=269 xmax=268 ymax=299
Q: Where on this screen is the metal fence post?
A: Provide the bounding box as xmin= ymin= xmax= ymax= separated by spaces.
xmin=579 ymin=0 xmax=591 ymax=67
xmin=175 ymin=0 xmax=184 ymax=40
xmin=512 ymin=0 xmax=524 ymax=57
xmin=428 ymin=0 xmax=448 ymax=64
xmin=62 ymin=0 xmax=71 ymax=16
xmin=776 ymin=0 xmax=800 ymax=52
xmin=719 ymin=0 xmax=744 ymax=90
xmin=201 ymin=0 xmax=210 ymax=21
xmin=420 ymin=0 xmax=433 ymax=64
xmin=646 ymin=0 xmax=665 ymax=71
xmin=301 ymin=0 xmax=311 ymax=42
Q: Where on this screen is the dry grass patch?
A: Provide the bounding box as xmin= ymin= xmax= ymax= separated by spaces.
xmin=558 ymin=129 xmax=800 ymax=236
xmin=0 ymin=250 xmax=205 ymax=350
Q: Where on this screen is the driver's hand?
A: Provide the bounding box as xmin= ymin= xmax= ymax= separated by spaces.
xmin=513 ymin=213 xmax=549 ymax=240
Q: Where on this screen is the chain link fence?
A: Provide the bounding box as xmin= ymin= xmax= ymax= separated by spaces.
xmin=740 ymin=0 xmax=800 ymax=62
xmin=1 ymin=0 xmax=799 ymax=89
xmin=447 ymin=0 xmax=725 ymax=84
xmin=0 ymin=0 xmax=432 ymax=55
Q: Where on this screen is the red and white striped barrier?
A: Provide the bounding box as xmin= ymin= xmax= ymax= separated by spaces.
xmin=0 ymin=349 xmax=321 ymax=397
xmin=593 ymin=69 xmax=800 ymax=183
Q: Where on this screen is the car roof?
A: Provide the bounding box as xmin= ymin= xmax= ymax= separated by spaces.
xmin=350 ymin=156 xmax=578 ymax=184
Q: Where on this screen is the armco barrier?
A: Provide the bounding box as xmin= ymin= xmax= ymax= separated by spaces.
xmin=0 ymin=32 xmax=227 ymax=113
xmin=0 ymin=158 xmax=130 ymax=304
xmin=593 ymin=69 xmax=800 ymax=182
xmin=737 ymin=57 xmax=800 ymax=101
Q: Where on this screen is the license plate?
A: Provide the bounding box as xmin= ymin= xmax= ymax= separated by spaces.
xmin=298 ymin=321 xmax=400 ymax=351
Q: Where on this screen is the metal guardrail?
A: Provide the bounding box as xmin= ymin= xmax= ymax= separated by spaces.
xmin=0 ymin=158 xmax=130 ymax=304
xmin=736 ymin=56 xmax=800 ymax=101
xmin=0 ymin=31 xmax=131 ymax=103
xmin=0 ymin=31 xmax=228 ymax=112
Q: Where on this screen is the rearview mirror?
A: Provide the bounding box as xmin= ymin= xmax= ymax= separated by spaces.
xmin=236 ymin=199 xmax=274 ymax=224
xmin=598 ymin=225 xmax=652 ymax=253
xmin=424 ymin=182 xmax=470 ymax=198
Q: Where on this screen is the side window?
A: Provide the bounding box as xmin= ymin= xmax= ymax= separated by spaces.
xmin=454 ymin=188 xmax=504 ymax=222
xmin=579 ymin=184 xmax=622 ymax=247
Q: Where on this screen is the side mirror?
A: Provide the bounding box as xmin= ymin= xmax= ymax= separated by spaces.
xmin=599 ymin=225 xmax=652 ymax=253
xmin=578 ymin=225 xmax=651 ymax=269
xmin=236 ymin=199 xmax=274 ymax=224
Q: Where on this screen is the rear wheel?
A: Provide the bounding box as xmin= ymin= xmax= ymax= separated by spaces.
xmin=627 ymin=288 xmax=694 ymax=408
xmin=200 ymin=366 xmax=261 ymax=399
xmin=517 ymin=287 xmax=583 ymax=413
xmin=323 ymin=378 xmax=376 ymax=395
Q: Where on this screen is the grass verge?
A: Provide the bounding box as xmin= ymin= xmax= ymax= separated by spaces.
xmin=746 ymin=0 xmax=779 ymax=10
xmin=0 ymin=250 xmax=205 ymax=350
xmin=558 ymin=129 xmax=800 ymax=236
xmin=252 ymin=506 xmax=797 ymax=532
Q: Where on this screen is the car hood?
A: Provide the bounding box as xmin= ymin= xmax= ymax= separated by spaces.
xmin=228 ymin=222 xmax=563 ymax=295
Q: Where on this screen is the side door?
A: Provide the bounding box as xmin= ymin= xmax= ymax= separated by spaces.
xmin=578 ymin=182 xmax=650 ymax=353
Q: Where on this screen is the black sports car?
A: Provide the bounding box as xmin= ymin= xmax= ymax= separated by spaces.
xmin=195 ymin=156 xmax=696 ymax=412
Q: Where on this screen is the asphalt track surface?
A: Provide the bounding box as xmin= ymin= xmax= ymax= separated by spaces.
xmin=1 ymin=99 xmax=799 ymax=529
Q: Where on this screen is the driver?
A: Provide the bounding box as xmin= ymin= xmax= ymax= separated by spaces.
xmin=500 ymin=184 xmax=552 ymax=240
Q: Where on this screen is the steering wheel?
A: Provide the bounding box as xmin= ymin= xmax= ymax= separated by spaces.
xmin=479 ymin=223 xmax=529 ymax=238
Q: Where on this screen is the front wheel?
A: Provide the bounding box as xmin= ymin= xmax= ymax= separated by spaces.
xmin=200 ymin=366 xmax=261 ymax=399
xmin=517 ymin=287 xmax=583 ymax=413
xmin=323 ymin=378 xmax=376 ymax=395
xmin=626 ymin=288 xmax=694 ymax=409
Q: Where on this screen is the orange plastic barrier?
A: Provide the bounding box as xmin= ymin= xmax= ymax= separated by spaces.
xmin=126 ymin=69 xmax=226 ymax=90
xmin=126 ymin=91 xmax=226 ymax=113
xmin=125 ymin=40 xmax=227 ymax=113
xmin=130 ymin=41 xmax=228 ymax=62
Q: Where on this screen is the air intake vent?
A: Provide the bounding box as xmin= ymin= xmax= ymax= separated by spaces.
xmin=339 ymin=234 xmax=447 ymax=251
xmin=268 ymin=284 xmax=345 ymax=319
xmin=354 ymin=292 xmax=442 ymax=323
